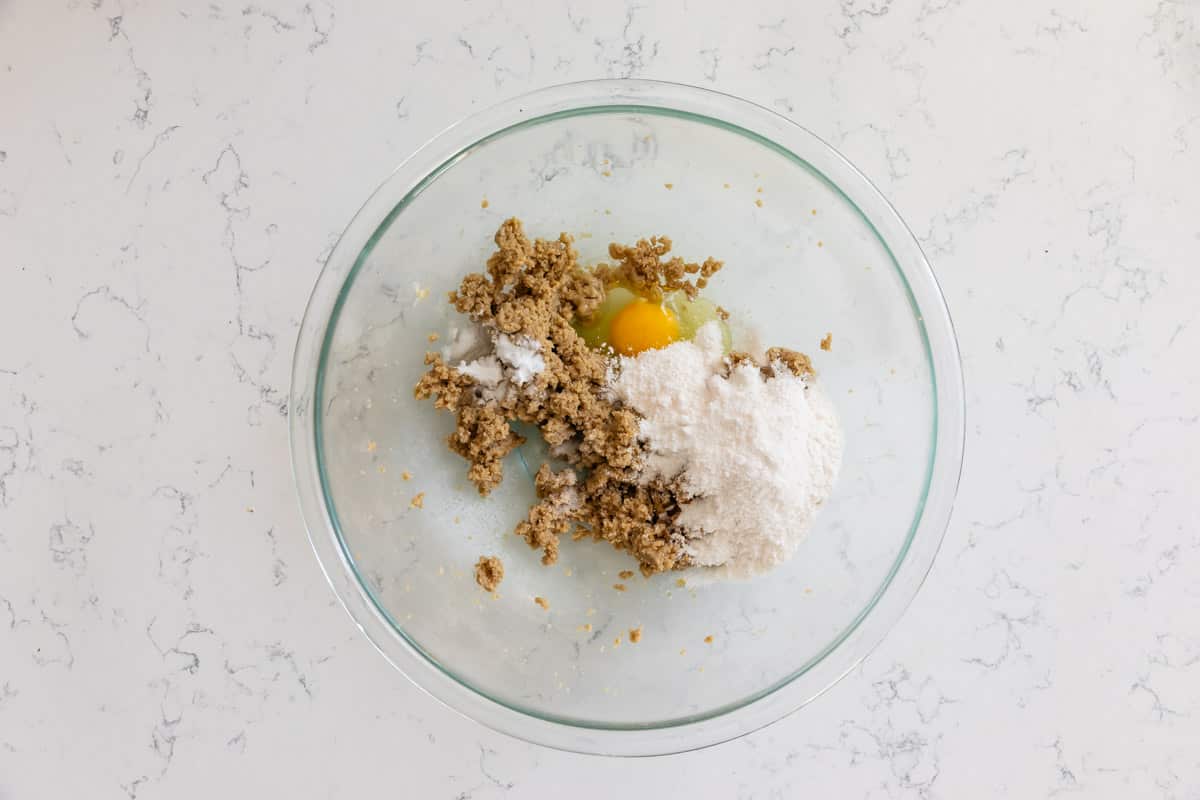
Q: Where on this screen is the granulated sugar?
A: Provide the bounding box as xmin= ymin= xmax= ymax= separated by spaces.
xmin=608 ymin=322 xmax=842 ymax=578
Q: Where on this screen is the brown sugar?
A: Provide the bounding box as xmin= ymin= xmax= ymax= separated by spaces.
xmin=629 ymin=627 xmax=643 ymax=643
xmin=474 ymin=556 xmax=504 ymax=592
xmin=764 ymin=347 xmax=814 ymax=379
xmin=595 ymin=235 xmax=723 ymax=301
xmin=415 ymin=218 xmax=701 ymax=577
xmin=534 ymin=596 xmax=550 ymax=610
xmin=618 ymin=570 xmax=635 ymax=580
xmin=409 ymin=492 xmax=425 ymax=509
xmin=820 ymin=333 xmax=833 ymax=351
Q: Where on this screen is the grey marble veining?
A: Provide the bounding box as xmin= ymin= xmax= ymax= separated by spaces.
xmin=1 ymin=0 xmax=1198 ymax=797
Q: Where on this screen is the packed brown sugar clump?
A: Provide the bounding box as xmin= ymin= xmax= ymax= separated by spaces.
xmin=595 ymin=236 xmax=723 ymax=301
xmin=725 ymin=347 xmax=814 ymax=381
xmin=414 ymin=218 xmax=722 ymax=577
xmin=474 ymin=555 xmax=504 ymax=592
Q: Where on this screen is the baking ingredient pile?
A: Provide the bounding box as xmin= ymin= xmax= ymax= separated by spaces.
xmin=415 ymin=218 xmax=842 ymax=587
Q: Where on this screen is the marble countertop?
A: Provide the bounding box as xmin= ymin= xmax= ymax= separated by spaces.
xmin=3 ymin=0 xmax=1198 ymax=796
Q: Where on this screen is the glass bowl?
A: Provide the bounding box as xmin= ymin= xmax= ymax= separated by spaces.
xmin=289 ymin=79 xmax=964 ymax=756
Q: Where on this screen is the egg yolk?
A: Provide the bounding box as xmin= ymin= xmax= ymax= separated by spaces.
xmin=607 ymin=300 xmax=680 ymax=356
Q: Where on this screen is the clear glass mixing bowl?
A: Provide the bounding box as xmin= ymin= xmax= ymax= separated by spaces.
xmin=290 ymin=79 xmax=964 ymax=755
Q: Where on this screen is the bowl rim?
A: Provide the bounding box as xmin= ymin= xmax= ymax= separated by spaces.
xmin=289 ymin=78 xmax=965 ymax=756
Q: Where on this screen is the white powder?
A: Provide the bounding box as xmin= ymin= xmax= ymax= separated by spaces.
xmin=609 ymin=322 xmax=843 ymax=579
xmin=494 ymin=333 xmax=545 ymax=385
xmin=457 ymin=355 xmax=503 ymax=387
xmin=452 ymin=326 xmax=545 ymax=403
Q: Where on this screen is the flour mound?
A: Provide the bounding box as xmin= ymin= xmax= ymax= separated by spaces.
xmin=609 ymin=323 xmax=843 ymax=578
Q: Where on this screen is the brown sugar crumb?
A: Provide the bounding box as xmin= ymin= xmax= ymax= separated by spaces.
xmin=820 ymin=333 xmax=833 ymax=351
xmin=613 ymin=635 xmax=622 ymax=647
xmin=409 ymin=492 xmax=425 ymax=509
xmin=675 ymin=578 xmax=686 ymax=588
xmin=474 ymin=556 xmax=504 ymax=592
xmin=754 ymin=198 xmax=764 ymax=208
xmin=612 ymin=583 xmax=627 ymax=592
xmin=629 ymin=627 xmax=642 ymax=643
xmin=578 ymin=623 xmax=592 ymax=632
xmin=725 ymin=346 xmax=815 ymax=384
xmin=427 ymin=332 xmax=440 ymax=342
xmin=481 ymin=198 xmax=489 ymax=209
xmin=811 ymin=208 xmax=818 ymax=215
xmin=402 ymin=471 xmax=412 ymax=481
xmin=618 ymin=570 xmax=635 ymax=580
xmin=601 ymin=170 xmax=612 ymax=177
xmin=756 ymin=186 xmax=763 ymax=193
xmin=366 ymin=440 xmax=377 ymax=453
xmin=704 ymin=635 xmax=714 ymax=644
xmin=764 ymin=347 xmax=815 ymax=379
xmin=723 ymin=183 xmax=731 ymax=189
xmin=664 ymin=182 xmax=674 ymax=190
xmin=534 ymin=596 xmax=550 ymax=610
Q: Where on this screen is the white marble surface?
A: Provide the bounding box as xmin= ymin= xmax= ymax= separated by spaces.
xmin=2 ymin=0 xmax=1199 ymax=796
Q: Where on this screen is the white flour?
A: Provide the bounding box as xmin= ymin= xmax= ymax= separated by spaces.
xmin=608 ymin=322 xmax=842 ymax=579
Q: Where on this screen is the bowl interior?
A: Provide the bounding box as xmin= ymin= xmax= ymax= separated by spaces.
xmin=314 ymin=108 xmax=934 ymax=728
